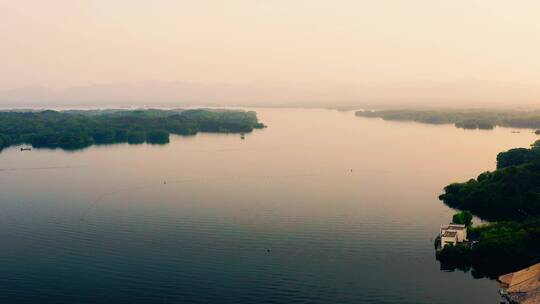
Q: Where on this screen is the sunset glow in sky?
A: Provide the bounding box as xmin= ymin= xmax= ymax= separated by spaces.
xmin=1 ymin=0 xmax=540 ymax=106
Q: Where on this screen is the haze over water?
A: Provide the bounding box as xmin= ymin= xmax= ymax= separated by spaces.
xmin=0 ymin=108 xmax=537 ymax=303
xmin=2 ymin=1 xmax=540 ymax=107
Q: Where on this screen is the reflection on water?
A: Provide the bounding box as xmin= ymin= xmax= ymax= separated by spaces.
xmin=0 ymin=108 xmax=536 ymax=303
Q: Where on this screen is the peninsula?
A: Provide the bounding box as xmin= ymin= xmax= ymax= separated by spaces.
xmin=436 ymin=140 xmax=540 ymax=278
xmin=356 ymin=109 xmax=540 ymax=130
xmin=0 ymin=109 xmax=266 ymax=151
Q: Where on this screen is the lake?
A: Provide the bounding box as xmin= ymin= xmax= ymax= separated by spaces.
xmin=0 ymin=108 xmax=536 ymax=303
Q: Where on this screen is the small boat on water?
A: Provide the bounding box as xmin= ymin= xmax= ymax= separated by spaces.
xmin=20 ymin=147 xmax=32 ymax=151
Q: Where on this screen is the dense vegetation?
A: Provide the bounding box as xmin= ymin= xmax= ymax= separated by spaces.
xmin=496 ymin=146 xmax=540 ymax=169
xmin=356 ymin=109 xmax=540 ymax=130
xmin=0 ymin=109 xmax=265 ymax=151
xmin=437 ymin=140 xmax=540 ymax=277
xmin=439 ymin=140 xmax=540 ymax=221
xmin=438 ymin=219 xmax=540 ymax=278
xmin=452 ymin=211 xmax=473 ymax=226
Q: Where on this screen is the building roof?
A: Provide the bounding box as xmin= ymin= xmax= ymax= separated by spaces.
xmin=447 ymin=225 xmax=466 ymax=230
xmin=499 ymin=263 xmax=540 ymax=304
xmin=442 ymin=231 xmax=457 ymax=238
xmin=441 ymin=223 xmax=466 ymax=229
xmin=500 ymin=263 xmax=540 ymax=290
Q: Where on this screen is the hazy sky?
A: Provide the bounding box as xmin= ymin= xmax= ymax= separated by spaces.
xmin=1 ymin=0 xmax=540 ymax=107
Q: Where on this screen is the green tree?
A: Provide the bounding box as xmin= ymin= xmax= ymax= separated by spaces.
xmin=496 ymin=148 xmax=540 ymax=169
xmin=146 ymin=130 xmax=169 ymax=144
xmin=127 ymin=131 xmax=146 ymax=144
xmin=0 ymin=109 xmax=264 ymax=151
xmin=452 ymin=211 xmax=473 ymax=226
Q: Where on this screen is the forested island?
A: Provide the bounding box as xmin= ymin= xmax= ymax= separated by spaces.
xmin=0 ymin=109 xmax=266 ymax=151
xmin=437 ymin=140 xmax=540 ymax=277
xmin=356 ymin=109 xmax=540 ymax=130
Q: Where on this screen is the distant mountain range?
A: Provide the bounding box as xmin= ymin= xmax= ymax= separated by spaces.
xmin=1 ymin=81 xmax=540 ymax=109
xmin=0 ymin=83 xmax=261 ymax=108
xmin=0 ymin=82 xmax=361 ymax=108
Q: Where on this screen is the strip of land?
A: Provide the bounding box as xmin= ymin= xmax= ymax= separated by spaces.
xmin=0 ymin=109 xmax=266 ymax=151
xmin=436 ymin=140 xmax=540 ymax=278
xmin=356 ymin=109 xmax=540 ymax=131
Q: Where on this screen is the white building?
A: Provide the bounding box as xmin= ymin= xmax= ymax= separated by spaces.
xmin=439 ymin=223 xmax=467 ymax=247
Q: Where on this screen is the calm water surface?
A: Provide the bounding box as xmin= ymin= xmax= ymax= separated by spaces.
xmin=0 ymin=108 xmax=537 ymax=303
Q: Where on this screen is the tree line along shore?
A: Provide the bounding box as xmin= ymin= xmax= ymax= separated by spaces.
xmin=356 ymin=109 xmax=540 ymax=132
xmin=437 ymin=140 xmax=540 ymax=278
xmin=0 ymin=109 xmax=266 ymax=151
